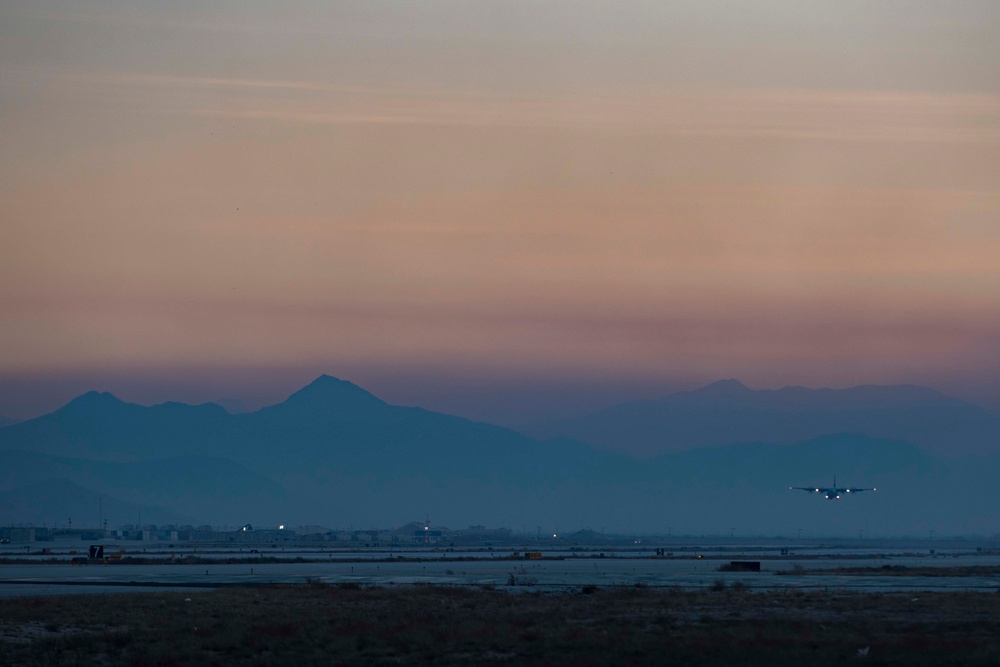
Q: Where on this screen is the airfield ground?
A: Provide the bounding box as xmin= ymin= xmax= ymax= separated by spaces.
xmin=1 ymin=584 xmax=999 ymax=665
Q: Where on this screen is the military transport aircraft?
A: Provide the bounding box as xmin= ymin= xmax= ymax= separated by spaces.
xmin=790 ymin=476 xmax=876 ymax=500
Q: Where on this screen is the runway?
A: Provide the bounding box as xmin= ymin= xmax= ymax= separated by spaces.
xmin=2 ymin=540 xmax=998 ymax=597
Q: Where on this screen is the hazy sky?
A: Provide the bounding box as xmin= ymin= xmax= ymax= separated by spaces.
xmin=2 ymin=1 xmax=999 ymax=422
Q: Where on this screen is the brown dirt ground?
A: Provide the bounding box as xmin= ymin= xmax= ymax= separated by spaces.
xmin=0 ymin=584 xmax=998 ymax=665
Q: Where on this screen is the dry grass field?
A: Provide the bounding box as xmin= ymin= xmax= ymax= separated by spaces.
xmin=1 ymin=583 xmax=998 ymax=665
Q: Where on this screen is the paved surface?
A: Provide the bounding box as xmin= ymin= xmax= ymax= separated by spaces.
xmin=2 ymin=547 xmax=999 ymax=597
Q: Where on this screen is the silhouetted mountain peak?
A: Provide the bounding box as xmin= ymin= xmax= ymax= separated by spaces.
xmin=59 ymin=390 xmax=127 ymax=413
xmin=695 ymin=379 xmax=751 ymax=396
xmin=661 ymin=379 xmax=752 ymax=405
xmin=277 ymin=375 xmax=388 ymax=412
xmin=72 ymin=390 xmax=121 ymax=403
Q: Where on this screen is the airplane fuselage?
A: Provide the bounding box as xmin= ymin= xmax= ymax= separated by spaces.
xmin=791 ymin=477 xmax=875 ymax=499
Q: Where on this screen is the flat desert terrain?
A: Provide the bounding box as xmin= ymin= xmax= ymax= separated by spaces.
xmin=2 ymin=584 xmax=999 ymax=665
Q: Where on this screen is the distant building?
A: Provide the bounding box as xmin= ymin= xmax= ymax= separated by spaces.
xmin=414 ymin=530 xmax=442 ymax=543
xmin=454 ymin=525 xmax=512 ymax=543
xmin=10 ymin=527 xmax=36 ymax=542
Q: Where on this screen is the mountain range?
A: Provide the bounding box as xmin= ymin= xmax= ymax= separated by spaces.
xmin=526 ymin=379 xmax=1000 ymax=458
xmin=1 ymin=375 xmax=998 ymax=536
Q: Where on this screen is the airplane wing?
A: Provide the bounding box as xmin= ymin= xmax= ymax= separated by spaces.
xmin=789 ymin=486 xmax=826 ymax=493
xmin=837 ymin=487 xmax=876 ymax=494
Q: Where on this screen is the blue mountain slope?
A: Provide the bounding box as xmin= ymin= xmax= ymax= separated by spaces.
xmin=0 ymin=478 xmax=191 ymax=527
xmin=0 ymin=391 xmax=233 ymax=461
xmin=0 ymin=376 xmax=632 ymax=525
xmin=1 ymin=376 xmax=996 ymax=533
xmin=641 ymin=433 xmax=998 ymax=537
xmin=0 ymin=450 xmax=312 ymax=526
xmin=0 ymin=375 xmax=626 ymax=485
xmin=648 ymin=433 xmax=934 ymax=488
xmin=529 ymin=380 xmax=1000 ymax=458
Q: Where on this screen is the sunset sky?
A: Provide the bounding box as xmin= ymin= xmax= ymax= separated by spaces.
xmin=2 ymin=1 xmax=998 ymax=423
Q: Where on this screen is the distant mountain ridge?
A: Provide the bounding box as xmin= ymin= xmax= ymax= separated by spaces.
xmin=6 ymin=389 xmax=234 ymax=461
xmin=526 ymin=380 xmax=1000 ymax=458
xmin=0 ymin=375 xmax=632 ymax=527
xmin=666 ymin=379 xmax=967 ymax=409
xmin=0 ymin=375 xmax=998 ymax=534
